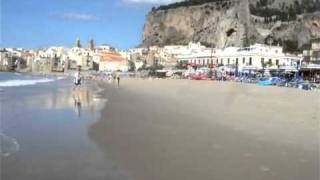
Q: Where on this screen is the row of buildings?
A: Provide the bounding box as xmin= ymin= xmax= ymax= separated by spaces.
xmin=1 ymin=38 xmax=319 ymax=78
xmin=130 ymin=39 xmax=319 ymax=78
xmin=0 ymin=38 xmax=128 ymax=73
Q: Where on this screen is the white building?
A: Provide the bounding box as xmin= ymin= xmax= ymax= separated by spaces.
xmin=215 ymin=44 xmax=300 ymax=70
xmin=0 ymin=49 xmax=10 ymax=68
xmin=175 ymin=42 xmax=217 ymax=66
xmin=35 ymin=47 xmax=67 ymax=61
xmin=175 ymin=43 xmax=300 ymax=71
xmin=67 ymin=47 xmax=93 ymax=68
xmin=95 ymin=45 xmax=114 ymax=53
xmin=94 ymin=52 xmax=128 ymax=72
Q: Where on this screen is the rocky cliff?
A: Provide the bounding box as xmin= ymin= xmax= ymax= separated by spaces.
xmin=142 ymin=0 xmax=320 ymax=50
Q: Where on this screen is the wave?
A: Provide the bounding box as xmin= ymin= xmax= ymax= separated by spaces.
xmin=0 ymin=78 xmax=55 ymax=87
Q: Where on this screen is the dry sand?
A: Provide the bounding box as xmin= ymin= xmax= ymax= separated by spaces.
xmin=89 ymin=79 xmax=319 ymax=180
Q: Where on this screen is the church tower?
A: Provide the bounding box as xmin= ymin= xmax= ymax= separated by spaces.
xmin=75 ymin=37 xmax=82 ymax=48
xmin=88 ymin=38 xmax=95 ymax=50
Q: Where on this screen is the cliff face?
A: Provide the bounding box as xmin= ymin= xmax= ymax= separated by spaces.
xmin=142 ymin=0 xmax=320 ymax=49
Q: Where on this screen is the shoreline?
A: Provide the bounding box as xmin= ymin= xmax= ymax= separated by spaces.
xmin=3 ymin=69 xmax=319 ymax=92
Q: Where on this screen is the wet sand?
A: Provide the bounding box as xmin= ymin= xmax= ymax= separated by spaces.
xmin=1 ymin=81 xmax=129 ymax=180
xmin=89 ymin=79 xmax=320 ymax=180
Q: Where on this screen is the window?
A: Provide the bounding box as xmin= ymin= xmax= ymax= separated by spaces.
xmin=198 ymin=60 xmax=200 ymax=64
xmin=249 ymin=57 xmax=252 ymax=65
xmin=236 ymin=58 xmax=238 ymax=65
xmin=269 ymin=59 xmax=272 ymax=65
xmin=221 ymin=58 xmax=223 ymax=64
xmin=227 ymin=58 xmax=230 ymax=64
xmin=276 ymin=60 xmax=279 ymax=66
xmin=243 ymin=57 xmax=245 ymax=64
xmin=207 ymin=59 xmax=210 ymax=65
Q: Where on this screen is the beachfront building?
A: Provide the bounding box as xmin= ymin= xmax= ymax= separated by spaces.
xmin=118 ymin=50 xmax=130 ymax=60
xmin=67 ymin=47 xmax=94 ymax=70
xmin=0 ymin=48 xmax=11 ymax=70
xmin=0 ymin=48 xmax=31 ymax=71
xmin=215 ymin=44 xmax=300 ymax=72
xmin=176 ymin=49 xmax=217 ymax=66
xmin=302 ymin=38 xmax=320 ymax=64
xmin=20 ymin=51 xmax=35 ymax=70
xmin=301 ymin=38 xmax=320 ymax=80
xmin=127 ymin=47 xmax=149 ymax=68
xmin=93 ymin=52 xmax=128 ymax=72
xmin=173 ymin=42 xmax=216 ymax=66
xmin=33 ymin=47 xmax=68 ymax=72
xmin=141 ymin=46 xmax=176 ymax=67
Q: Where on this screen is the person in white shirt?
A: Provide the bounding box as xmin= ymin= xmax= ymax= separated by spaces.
xmin=74 ymin=71 xmax=82 ymax=87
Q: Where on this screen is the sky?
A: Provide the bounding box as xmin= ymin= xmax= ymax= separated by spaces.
xmin=0 ymin=0 xmax=181 ymax=49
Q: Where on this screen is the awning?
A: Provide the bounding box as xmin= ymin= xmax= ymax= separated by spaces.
xmin=279 ymin=66 xmax=298 ymax=72
xmin=300 ymin=64 xmax=320 ymax=70
xmin=240 ymin=66 xmax=258 ymax=71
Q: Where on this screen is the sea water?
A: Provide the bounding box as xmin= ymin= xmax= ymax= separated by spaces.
xmin=0 ymin=72 xmax=64 ymax=157
xmin=0 ymin=72 xmax=130 ymax=180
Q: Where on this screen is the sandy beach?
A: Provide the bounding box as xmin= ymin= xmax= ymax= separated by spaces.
xmin=1 ymin=77 xmax=319 ymax=180
xmin=89 ymin=79 xmax=319 ymax=180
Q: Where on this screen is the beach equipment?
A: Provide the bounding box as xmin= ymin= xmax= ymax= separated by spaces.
xmin=258 ymin=77 xmax=273 ymax=86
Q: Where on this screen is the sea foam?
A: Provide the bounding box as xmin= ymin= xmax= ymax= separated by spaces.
xmin=0 ymin=78 xmax=55 ymax=87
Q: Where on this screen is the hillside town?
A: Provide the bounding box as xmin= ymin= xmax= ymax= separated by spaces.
xmin=1 ymin=38 xmax=319 ymax=84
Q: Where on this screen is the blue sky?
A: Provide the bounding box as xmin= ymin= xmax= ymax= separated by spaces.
xmin=0 ymin=0 xmax=180 ymax=49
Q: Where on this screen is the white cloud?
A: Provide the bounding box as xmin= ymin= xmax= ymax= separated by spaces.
xmin=123 ymin=0 xmax=183 ymax=5
xmin=53 ymin=12 xmax=99 ymax=21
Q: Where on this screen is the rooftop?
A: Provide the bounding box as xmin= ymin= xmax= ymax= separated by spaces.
xmin=99 ymin=52 xmax=125 ymax=62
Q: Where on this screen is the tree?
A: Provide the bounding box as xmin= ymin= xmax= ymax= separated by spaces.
xmin=147 ymin=64 xmax=164 ymax=76
xmin=137 ymin=61 xmax=147 ymax=71
xmin=283 ymin=40 xmax=299 ymax=53
xmin=265 ymin=35 xmax=274 ymax=46
xmin=288 ymin=5 xmax=296 ymax=21
xmin=176 ymin=61 xmax=187 ymax=69
xmin=128 ymin=61 xmax=136 ymax=72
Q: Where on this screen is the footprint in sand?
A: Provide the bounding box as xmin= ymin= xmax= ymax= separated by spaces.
xmin=259 ymin=166 xmax=271 ymax=172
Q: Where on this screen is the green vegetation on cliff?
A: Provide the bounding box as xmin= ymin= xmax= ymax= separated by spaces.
xmin=154 ymin=0 xmax=320 ymax=22
xmin=154 ymin=0 xmax=232 ymax=11
xmin=250 ymin=0 xmax=320 ymax=22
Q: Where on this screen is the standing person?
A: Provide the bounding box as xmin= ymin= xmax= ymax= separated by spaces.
xmin=112 ymin=71 xmax=116 ymax=80
xmin=74 ymin=70 xmax=82 ymax=88
xmin=108 ymin=73 xmax=113 ymax=84
xmin=115 ymin=70 xmax=120 ymax=87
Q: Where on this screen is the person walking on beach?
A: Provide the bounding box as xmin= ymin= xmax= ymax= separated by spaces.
xmin=74 ymin=70 xmax=82 ymax=88
xmin=115 ymin=70 xmax=120 ymax=87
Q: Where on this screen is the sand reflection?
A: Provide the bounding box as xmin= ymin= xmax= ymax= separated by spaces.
xmin=26 ymin=85 xmax=105 ymax=115
xmin=72 ymin=89 xmax=83 ymax=117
